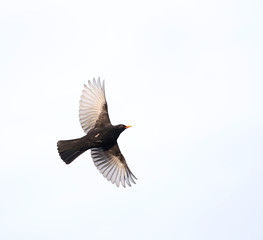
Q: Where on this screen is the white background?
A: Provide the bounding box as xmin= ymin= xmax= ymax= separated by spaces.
xmin=0 ymin=0 xmax=262 ymax=239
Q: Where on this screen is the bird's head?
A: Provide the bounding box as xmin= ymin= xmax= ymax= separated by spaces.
xmin=116 ymin=124 xmax=132 ymax=134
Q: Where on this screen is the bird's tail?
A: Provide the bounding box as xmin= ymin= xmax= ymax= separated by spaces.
xmin=57 ymin=138 xmax=86 ymax=164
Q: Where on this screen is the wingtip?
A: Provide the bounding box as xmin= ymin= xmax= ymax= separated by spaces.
xmin=93 ymin=78 xmax=96 ymax=86
xmin=85 ymin=77 xmax=105 ymax=90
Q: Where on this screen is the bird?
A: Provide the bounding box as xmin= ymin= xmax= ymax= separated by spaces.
xmin=57 ymin=78 xmax=137 ymax=187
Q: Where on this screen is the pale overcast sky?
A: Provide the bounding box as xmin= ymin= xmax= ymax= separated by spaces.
xmin=0 ymin=0 xmax=263 ymax=239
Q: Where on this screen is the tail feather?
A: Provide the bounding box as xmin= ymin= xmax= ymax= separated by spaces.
xmin=57 ymin=139 xmax=86 ymax=164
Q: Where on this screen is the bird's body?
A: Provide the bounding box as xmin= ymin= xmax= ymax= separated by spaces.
xmin=58 ymin=125 xmax=127 ymax=163
xmin=57 ymin=78 xmax=136 ymax=187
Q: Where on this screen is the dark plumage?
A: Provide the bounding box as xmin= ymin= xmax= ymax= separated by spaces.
xmin=57 ymin=78 xmax=137 ymax=187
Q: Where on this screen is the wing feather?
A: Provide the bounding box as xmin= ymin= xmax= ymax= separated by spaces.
xmin=90 ymin=144 xmax=137 ymax=187
xmin=79 ymin=78 xmax=111 ymax=134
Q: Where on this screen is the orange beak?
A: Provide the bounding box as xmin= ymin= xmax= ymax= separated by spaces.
xmin=125 ymin=125 xmax=132 ymax=129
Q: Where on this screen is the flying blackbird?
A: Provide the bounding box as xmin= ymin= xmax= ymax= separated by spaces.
xmin=57 ymin=78 xmax=137 ymax=187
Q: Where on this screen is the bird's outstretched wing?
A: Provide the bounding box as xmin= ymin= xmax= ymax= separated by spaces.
xmin=91 ymin=144 xmax=137 ymax=187
xmin=79 ymin=78 xmax=111 ymax=134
